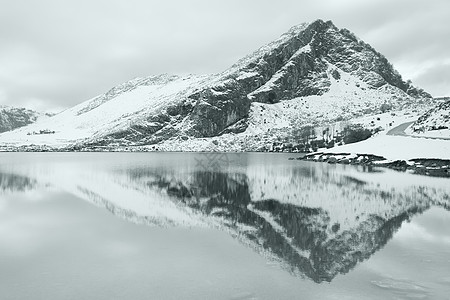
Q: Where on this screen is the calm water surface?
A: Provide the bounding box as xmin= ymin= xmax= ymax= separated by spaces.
xmin=1 ymin=152 xmax=449 ymax=299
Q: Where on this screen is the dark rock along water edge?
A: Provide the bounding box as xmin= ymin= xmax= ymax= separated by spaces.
xmin=298 ymin=152 xmax=450 ymax=178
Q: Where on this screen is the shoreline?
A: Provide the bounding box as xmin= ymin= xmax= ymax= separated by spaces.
xmin=1 ymin=146 xmax=450 ymax=178
xmin=296 ymin=152 xmax=450 ymax=178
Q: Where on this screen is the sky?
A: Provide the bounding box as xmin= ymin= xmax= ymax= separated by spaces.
xmin=0 ymin=0 xmax=449 ymax=113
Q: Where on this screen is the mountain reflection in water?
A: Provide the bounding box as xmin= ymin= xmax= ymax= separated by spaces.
xmin=126 ymin=168 xmax=438 ymax=283
xmin=1 ymin=153 xmax=449 ymax=283
xmin=0 ymin=172 xmax=38 ymax=192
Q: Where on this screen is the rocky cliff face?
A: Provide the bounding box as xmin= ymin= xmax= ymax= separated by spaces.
xmin=225 ymin=20 xmax=429 ymax=104
xmin=0 ymin=106 xmax=44 ymax=133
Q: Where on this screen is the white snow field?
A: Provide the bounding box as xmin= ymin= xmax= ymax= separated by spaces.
xmin=324 ymin=134 xmax=450 ymax=160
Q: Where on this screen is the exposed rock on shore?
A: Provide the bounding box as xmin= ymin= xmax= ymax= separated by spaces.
xmin=299 ymin=152 xmax=450 ymax=177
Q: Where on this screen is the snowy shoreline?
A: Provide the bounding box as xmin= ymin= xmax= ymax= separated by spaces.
xmin=322 ymin=135 xmax=450 ymax=160
xmin=297 ymin=133 xmax=450 ymax=178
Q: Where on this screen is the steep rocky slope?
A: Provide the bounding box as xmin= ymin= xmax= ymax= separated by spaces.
xmin=0 ymin=19 xmax=431 ymax=150
xmin=0 ymin=105 xmax=46 ymax=133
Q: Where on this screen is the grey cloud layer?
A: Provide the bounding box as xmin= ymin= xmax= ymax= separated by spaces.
xmin=0 ymin=0 xmax=449 ymax=112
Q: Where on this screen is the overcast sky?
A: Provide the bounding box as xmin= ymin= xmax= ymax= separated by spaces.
xmin=1 ymin=0 xmax=449 ymax=112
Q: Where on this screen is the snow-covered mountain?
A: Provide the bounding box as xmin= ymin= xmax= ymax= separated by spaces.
xmin=0 ymin=105 xmax=47 ymax=133
xmin=0 ymin=19 xmax=432 ymax=150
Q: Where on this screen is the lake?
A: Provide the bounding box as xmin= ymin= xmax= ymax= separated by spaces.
xmin=1 ymin=152 xmax=449 ymax=299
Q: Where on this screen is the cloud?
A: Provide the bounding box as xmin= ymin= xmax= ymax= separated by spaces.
xmin=414 ymin=61 xmax=450 ymax=97
xmin=0 ymin=0 xmax=449 ymax=111
xmin=0 ymin=87 xmax=5 ymax=100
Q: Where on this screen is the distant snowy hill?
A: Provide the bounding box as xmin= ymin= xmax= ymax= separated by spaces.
xmin=413 ymin=100 xmax=450 ymax=131
xmin=408 ymin=100 xmax=450 ymax=138
xmin=0 ymin=19 xmax=432 ymax=150
xmin=0 ymin=105 xmax=48 ymax=133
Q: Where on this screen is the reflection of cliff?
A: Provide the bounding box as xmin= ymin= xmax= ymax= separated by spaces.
xmin=136 ymin=170 xmax=431 ymax=283
xmin=0 ymin=172 xmax=38 ymax=192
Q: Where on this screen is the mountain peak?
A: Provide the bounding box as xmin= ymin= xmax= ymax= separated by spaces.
xmin=0 ymin=20 xmax=433 ymax=150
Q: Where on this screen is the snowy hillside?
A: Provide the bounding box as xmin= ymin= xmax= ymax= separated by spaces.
xmin=407 ymin=100 xmax=450 ymax=138
xmin=0 ymin=74 xmax=210 ymax=147
xmin=0 ymin=19 xmax=432 ymax=151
